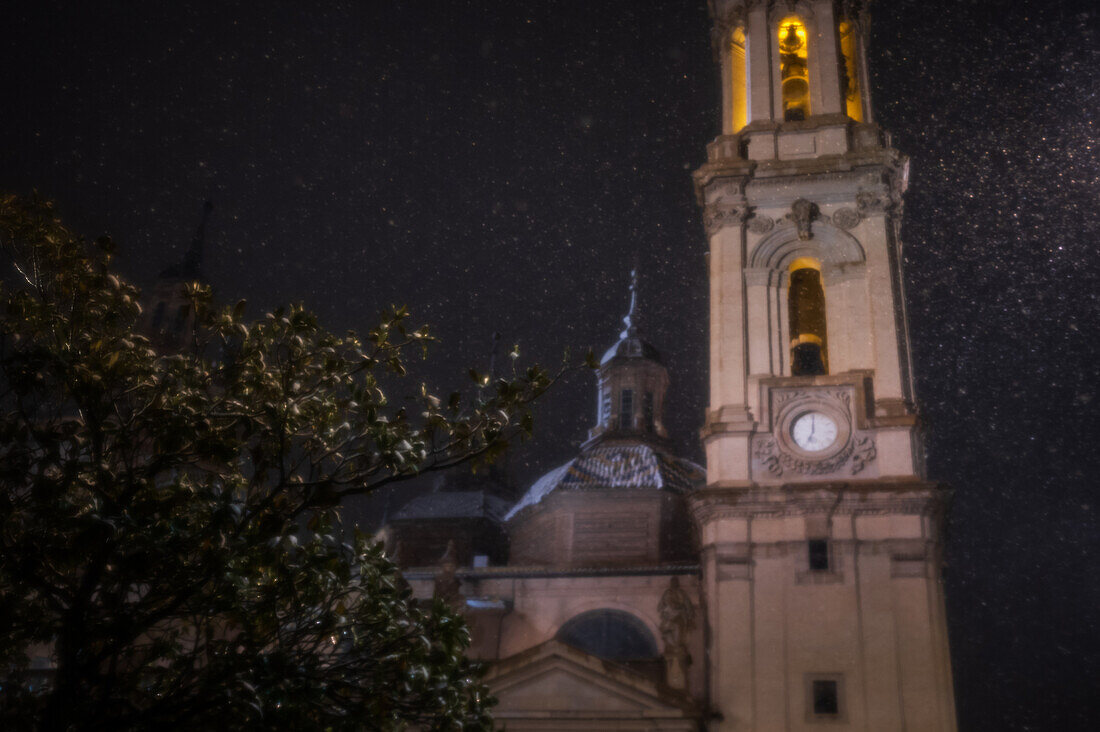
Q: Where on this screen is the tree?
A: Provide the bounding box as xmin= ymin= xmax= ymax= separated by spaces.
xmin=0 ymin=195 xmax=554 ymax=730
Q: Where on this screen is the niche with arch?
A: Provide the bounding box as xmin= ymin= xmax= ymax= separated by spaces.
xmin=747 ymin=220 xmax=867 ymax=378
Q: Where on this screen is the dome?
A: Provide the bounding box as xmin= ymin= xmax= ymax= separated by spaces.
xmin=504 ymin=443 xmax=704 ymax=522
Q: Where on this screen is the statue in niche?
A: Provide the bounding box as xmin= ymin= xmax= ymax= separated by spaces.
xmin=433 ymin=540 xmax=463 ymax=612
xmin=658 ymin=576 xmax=696 ymax=690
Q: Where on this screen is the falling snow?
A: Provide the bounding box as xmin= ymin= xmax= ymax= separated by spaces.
xmin=1 ymin=0 xmax=1097 ymax=728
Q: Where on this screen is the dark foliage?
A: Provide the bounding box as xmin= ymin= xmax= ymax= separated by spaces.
xmin=0 ymin=195 xmax=554 ymax=730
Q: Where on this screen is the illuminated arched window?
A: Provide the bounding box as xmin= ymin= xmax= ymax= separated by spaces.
xmin=788 ymin=257 xmax=828 ymax=375
xmin=730 ymin=27 xmax=749 ymax=131
xmin=556 ymin=610 xmax=658 ymax=661
xmin=838 ymin=20 xmax=863 ymax=122
xmin=778 ymin=17 xmax=809 ymax=122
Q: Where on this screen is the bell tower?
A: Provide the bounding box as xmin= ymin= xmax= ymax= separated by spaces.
xmin=690 ymin=1 xmax=957 ymax=730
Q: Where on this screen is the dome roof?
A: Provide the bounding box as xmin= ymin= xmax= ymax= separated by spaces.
xmin=505 ymin=443 xmax=704 ymax=521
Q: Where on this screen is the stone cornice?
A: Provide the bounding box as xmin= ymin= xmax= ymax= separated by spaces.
xmin=402 ymin=563 xmax=702 ymax=582
xmin=689 ymin=480 xmax=950 ymax=524
xmin=692 ymin=123 xmax=907 ymax=207
xmin=701 ymin=536 xmax=939 ymax=559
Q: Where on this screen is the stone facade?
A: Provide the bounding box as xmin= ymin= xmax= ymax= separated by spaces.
xmin=384 ymin=275 xmax=710 ymax=727
xmin=384 ymin=2 xmax=957 ymax=728
xmin=693 ymin=1 xmax=957 ymax=729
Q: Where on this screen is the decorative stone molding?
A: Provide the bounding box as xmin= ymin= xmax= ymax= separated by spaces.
xmin=748 ymin=215 xmax=775 ymax=235
xmin=709 ymin=2 xmax=747 ymax=60
xmin=697 ymin=539 xmax=940 ymax=587
xmin=748 ymin=217 xmax=865 ymax=270
xmin=743 ymin=267 xmax=779 ymax=287
xmin=790 ymin=198 xmax=818 ymax=240
xmin=855 ymin=189 xmax=890 ymax=215
xmin=703 ymin=203 xmax=751 ymax=236
xmin=853 ymin=125 xmax=882 ymax=152
xmin=688 ymin=485 xmax=948 ymax=526
xmin=767 ymin=0 xmax=816 ymax=24
xmin=752 ymin=386 xmax=878 ymax=480
xmin=831 ymin=207 xmax=862 ymax=230
xmin=753 ymin=435 xmax=870 ymax=478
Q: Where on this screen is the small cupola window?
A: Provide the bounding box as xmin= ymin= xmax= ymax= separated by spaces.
xmin=620 ymin=388 xmax=634 ymax=430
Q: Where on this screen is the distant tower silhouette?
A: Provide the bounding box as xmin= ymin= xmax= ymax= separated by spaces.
xmin=143 ymin=201 xmax=213 ymax=351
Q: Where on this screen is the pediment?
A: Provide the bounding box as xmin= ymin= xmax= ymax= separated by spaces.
xmin=485 ymin=640 xmax=698 ymax=726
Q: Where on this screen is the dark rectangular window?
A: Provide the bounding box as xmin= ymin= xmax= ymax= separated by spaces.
xmin=808 ymin=539 xmax=829 ymax=571
xmin=620 ymin=389 xmax=633 ymax=429
xmin=812 ymin=679 xmax=839 ymax=715
xmin=151 ymin=301 xmax=166 ymax=330
xmin=643 ymin=392 xmax=654 ymax=432
xmin=173 ymin=304 xmax=191 ymax=332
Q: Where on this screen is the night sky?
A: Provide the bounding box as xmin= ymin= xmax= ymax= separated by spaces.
xmin=2 ymin=1 xmax=1097 ymax=728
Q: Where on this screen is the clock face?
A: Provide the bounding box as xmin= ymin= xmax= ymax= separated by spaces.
xmin=790 ymin=412 xmax=838 ymax=452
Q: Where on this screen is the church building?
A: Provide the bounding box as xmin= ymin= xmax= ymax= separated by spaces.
xmin=380 ymin=1 xmax=957 ymax=729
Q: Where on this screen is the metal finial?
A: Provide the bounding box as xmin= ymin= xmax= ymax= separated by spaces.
xmin=620 ymin=266 xmax=639 ymax=339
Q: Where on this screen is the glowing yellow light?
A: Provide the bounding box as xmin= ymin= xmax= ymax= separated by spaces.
xmin=788 ymin=258 xmax=828 ymax=375
xmin=778 ymin=17 xmax=810 ymax=122
xmin=730 ymin=27 xmax=748 ymax=132
xmin=778 ymin=18 xmax=808 ymax=54
xmin=839 ymin=21 xmax=863 ymax=122
xmin=789 ymin=256 xmax=821 ymax=272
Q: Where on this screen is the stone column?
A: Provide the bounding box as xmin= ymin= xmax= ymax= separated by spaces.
xmin=809 ymin=0 xmax=843 ymax=115
xmin=747 ymin=4 xmax=772 ymax=123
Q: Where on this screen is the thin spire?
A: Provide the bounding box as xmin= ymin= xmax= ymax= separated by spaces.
xmin=620 ymin=262 xmax=640 ymax=339
xmin=488 ymin=331 xmax=501 ymax=381
xmin=183 ymin=200 xmax=214 ymax=277
xmin=158 ymin=199 xmax=214 ymax=280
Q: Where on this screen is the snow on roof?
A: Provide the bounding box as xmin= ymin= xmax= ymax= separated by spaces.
xmin=504 ymin=443 xmax=705 ymax=521
xmin=392 ymin=491 xmax=511 ymax=523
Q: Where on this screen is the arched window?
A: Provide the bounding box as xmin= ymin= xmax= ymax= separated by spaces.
xmin=730 ymin=26 xmax=749 ymax=131
xmin=556 ymin=610 xmax=658 ymax=661
xmin=778 ymin=17 xmax=810 ymax=121
xmin=788 ymin=257 xmax=828 ymax=375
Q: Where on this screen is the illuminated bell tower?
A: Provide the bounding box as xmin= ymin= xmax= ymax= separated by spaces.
xmin=690 ymin=1 xmax=957 ymax=730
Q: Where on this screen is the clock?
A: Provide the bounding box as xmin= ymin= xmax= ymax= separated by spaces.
xmin=790 ymin=411 xmax=838 ymax=452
